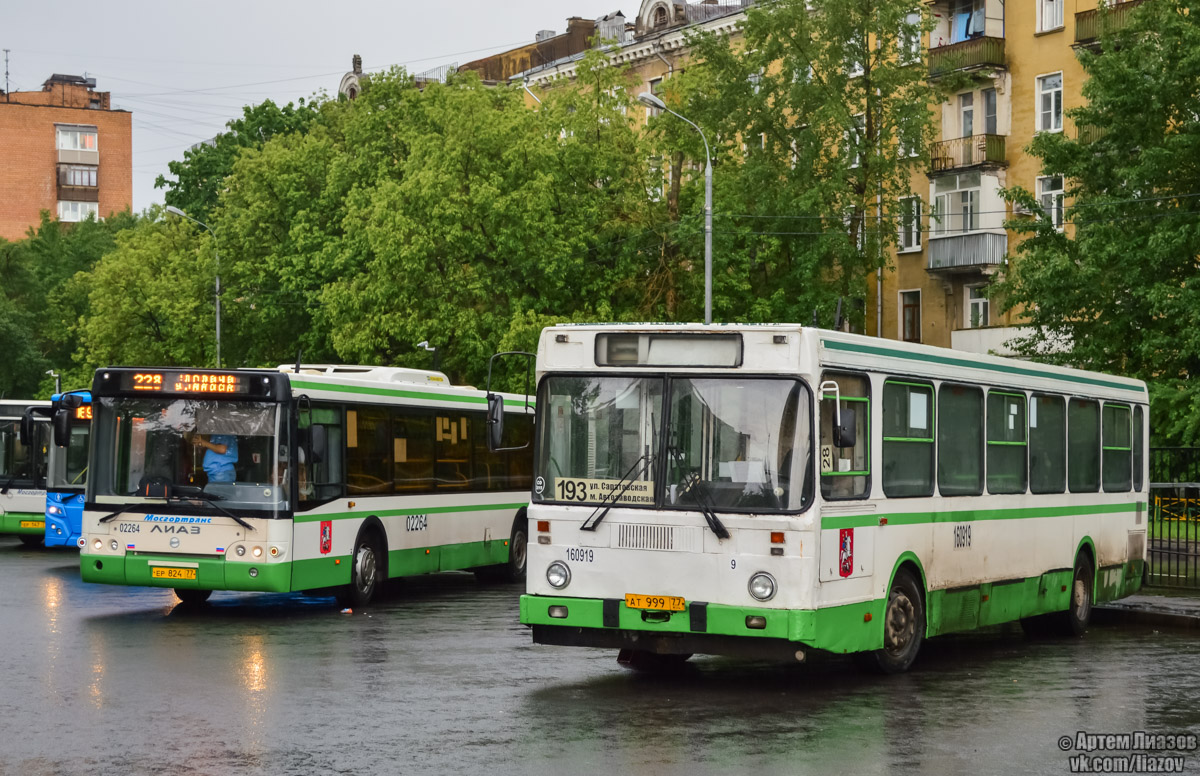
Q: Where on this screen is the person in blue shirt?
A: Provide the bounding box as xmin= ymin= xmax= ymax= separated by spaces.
xmin=193 ymin=434 xmax=238 ymax=483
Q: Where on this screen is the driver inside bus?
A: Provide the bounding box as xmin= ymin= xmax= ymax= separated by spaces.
xmin=192 ymin=433 xmax=239 ymax=483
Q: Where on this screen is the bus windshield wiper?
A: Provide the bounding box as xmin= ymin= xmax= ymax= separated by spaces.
xmin=98 ymin=493 xmax=254 ymax=531
xmin=667 ymin=446 xmax=731 ymax=540
xmin=580 ymin=453 xmax=653 ymax=532
xmin=165 ymin=493 xmax=255 ymax=531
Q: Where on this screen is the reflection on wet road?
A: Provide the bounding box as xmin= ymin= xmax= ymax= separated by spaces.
xmin=3 ymin=537 xmax=1199 ymax=775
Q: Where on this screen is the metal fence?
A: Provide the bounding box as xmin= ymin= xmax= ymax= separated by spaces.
xmin=1148 ymin=448 xmax=1200 ymax=588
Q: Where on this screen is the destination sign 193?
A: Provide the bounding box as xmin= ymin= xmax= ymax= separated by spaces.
xmin=126 ymin=372 xmax=247 ymax=395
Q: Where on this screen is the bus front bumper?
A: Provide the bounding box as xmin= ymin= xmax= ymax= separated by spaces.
xmin=0 ymin=512 xmax=45 ymax=536
xmin=44 ymin=514 xmax=78 ymax=548
xmin=81 ymin=552 xmax=292 ymax=593
xmin=520 ymin=594 xmax=885 ymax=657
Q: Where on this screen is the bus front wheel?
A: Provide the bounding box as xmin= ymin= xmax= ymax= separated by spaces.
xmin=339 ymin=530 xmax=383 ymax=607
xmin=860 ymin=568 xmax=925 ymax=674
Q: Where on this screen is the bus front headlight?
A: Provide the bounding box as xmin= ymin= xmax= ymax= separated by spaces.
xmin=47 ymin=505 xmax=64 ymax=516
xmin=546 ymin=561 xmax=571 ymax=590
xmin=748 ymin=572 xmax=777 ymax=602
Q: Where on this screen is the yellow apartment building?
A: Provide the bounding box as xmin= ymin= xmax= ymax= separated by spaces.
xmin=464 ymin=0 xmax=1142 ymax=354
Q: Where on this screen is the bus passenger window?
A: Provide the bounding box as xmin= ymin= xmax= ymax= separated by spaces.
xmin=1102 ymin=403 xmax=1132 ymax=492
xmin=1133 ymin=406 xmax=1145 ymax=492
xmin=987 ymin=391 xmax=1027 ymax=494
xmin=1067 ymin=399 xmax=1100 ymax=493
xmin=1030 ymin=394 xmax=1065 ymax=494
xmin=394 ymin=411 xmax=434 ymax=493
xmin=938 ymin=384 xmax=983 ymax=496
xmin=820 ymin=373 xmax=869 ymax=500
xmin=882 ymin=380 xmax=934 ymax=498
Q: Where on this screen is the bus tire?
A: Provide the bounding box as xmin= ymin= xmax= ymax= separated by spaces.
xmin=18 ymin=534 xmax=43 ymax=548
xmin=861 ymin=568 xmax=925 ymax=674
xmin=1060 ymin=552 xmax=1094 ymax=638
xmin=474 ymin=514 xmax=528 ymax=584
xmin=616 ymin=649 xmax=693 ymax=672
xmin=174 ymin=588 xmax=212 ymax=605
xmin=339 ymin=528 xmax=384 ymax=607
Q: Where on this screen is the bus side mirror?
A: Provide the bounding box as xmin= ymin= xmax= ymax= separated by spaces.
xmin=486 ymin=394 xmax=505 ymax=452
xmin=833 ymin=407 xmax=857 ymax=449
xmin=61 ymin=394 xmax=84 ymax=410
xmin=309 ymin=424 xmax=327 ymax=465
xmin=19 ymin=415 xmax=34 ymax=447
xmin=53 ymin=410 xmax=71 ymax=448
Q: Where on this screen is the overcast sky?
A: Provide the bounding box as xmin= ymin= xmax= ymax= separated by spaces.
xmin=6 ymin=0 xmax=619 ymax=211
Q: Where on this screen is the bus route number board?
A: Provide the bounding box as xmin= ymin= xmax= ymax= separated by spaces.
xmin=625 ymin=594 xmax=686 ymax=612
xmin=150 ymin=567 xmax=197 ymax=580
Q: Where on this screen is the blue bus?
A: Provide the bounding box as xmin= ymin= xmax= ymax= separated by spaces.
xmin=43 ymin=391 xmax=92 ymax=549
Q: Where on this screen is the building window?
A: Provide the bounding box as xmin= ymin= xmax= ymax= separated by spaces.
xmin=901 ymin=290 xmax=922 ymax=342
xmin=1038 ymin=0 xmax=1064 ymax=31
xmin=1037 ymin=73 xmax=1063 ymax=132
xmin=56 ymin=126 xmax=98 ymax=152
xmin=846 ymin=31 xmax=865 ymax=78
xmin=653 ymin=5 xmax=669 ymax=28
xmin=1038 ymin=175 xmax=1065 ymax=229
xmin=982 ymin=88 xmax=997 ymax=135
xmin=645 ymin=77 xmax=663 ymax=121
xmin=57 ymin=200 xmax=99 ymax=223
xmin=59 ymin=165 xmax=97 ymax=187
xmin=847 ymin=114 xmax=865 ymax=167
xmin=951 ymin=0 xmax=984 ymax=44
xmin=900 ymin=11 xmax=922 ymax=64
xmin=899 ymin=196 xmax=922 ymax=251
xmin=967 ymin=285 xmax=989 ymax=328
xmin=932 ymin=171 xmax=980 ymax=235
xmin=748 ymin=70 xmax=763 ymax=95
xmin=959 ymin=92 xmax=974 ymax=138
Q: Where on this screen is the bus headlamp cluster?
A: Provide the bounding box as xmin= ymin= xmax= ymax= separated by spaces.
xmin=748 ymin=572 xmax=777 ymax=602
xmin=47 ymin=505 xmax=64 ymax=516
xmin=546 ymin=561 xmax=571 ymax=589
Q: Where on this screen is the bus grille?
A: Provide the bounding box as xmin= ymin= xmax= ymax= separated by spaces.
xmin=615 ymin=523 xmax=701 ymax=552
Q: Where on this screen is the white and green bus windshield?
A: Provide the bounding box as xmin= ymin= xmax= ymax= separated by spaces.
xmin=536 ymin=375 xmax=813 ymax=512
xmin=91 ymin=397 xmax=287 ymax=512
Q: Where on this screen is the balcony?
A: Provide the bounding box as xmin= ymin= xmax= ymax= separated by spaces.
xmin=57 ymin=164 xmax=99 ymax=203
xmin=1075 ymin=0 xmax=1146 ymax=46
xmin=930 ymin=135 xmax=1006 ymax=173
xmin=928 ymin=36 xmax=1006 ymax=78
xmin=927 ymin=232 xmax=1007 ymax=273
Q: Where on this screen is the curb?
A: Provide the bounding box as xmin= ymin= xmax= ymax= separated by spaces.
xmin=1094 ymin=604 xmax=1200 ymax=630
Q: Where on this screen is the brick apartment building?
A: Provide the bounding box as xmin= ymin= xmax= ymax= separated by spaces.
xmin=0 ymin=74 xmax=132 ymax=241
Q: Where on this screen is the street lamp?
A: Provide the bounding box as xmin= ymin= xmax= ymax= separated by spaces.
xmin=638 ymin=91 xmax=713 ymax=325
xmin=164 ymin=205 xmax=222 ymax=368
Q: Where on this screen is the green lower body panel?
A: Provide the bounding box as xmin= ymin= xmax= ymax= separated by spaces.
xmin=389 ymin=539 xmax=510 ymax=577
xmin=520 ymin=595 xmax=887 ymax=657
xmin=1 ymin=512 xmax=45 ymax=536
xmin=81 ymin=553 xmax=292 ymax=593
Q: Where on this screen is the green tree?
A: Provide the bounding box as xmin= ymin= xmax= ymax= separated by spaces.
xmin=154 ymin=98 xmax=322 ymax=224
xmin=995 ymin=0 xmax=1200 ymax=443
xmin=655 ymin=0 xmax=937 ymax=327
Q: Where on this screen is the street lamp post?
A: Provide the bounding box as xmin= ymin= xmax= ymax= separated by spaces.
xmin=164 ymin=206 xmax=221 ymax=368
xmin=638 ymin=91 xmax=713 ymax=325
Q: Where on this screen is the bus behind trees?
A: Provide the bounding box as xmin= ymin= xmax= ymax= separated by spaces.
xmin=1 ymin=401 xmax=50 ymax=547
xmin=80 ymin=365 xmax=533 ymax=605
xmin=511 ymin=324 xmax=1148 ymax=672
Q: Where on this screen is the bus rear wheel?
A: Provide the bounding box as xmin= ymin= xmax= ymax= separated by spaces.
xmin=338 ymin=530 xmax=383 ymax=607
xmin=174 ymin=588 xmax=212 ymax=605
xmin=860 ymin=569 xmax=925 ymax=674
xmin=18 ymin=534 xmax=44 ymax=548
xmin=1061 ymin=553 xmax=1094 ymax=637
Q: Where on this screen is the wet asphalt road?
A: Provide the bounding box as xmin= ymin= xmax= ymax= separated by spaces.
xmin=4 ymin=537 xmax=1200 ymax=776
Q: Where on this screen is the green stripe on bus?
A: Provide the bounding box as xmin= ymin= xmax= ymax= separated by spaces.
xmin=821 ymin=500 xmax=1142 ymax=530
xmin=290 ymin=379 xmax=533 ymax=408
xmin=293 ymin=501 xmax=528 ymax=523
xmin=822 ymin=339 xmax=1146 ymax=394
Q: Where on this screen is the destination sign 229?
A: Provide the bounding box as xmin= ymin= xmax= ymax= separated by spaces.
xmin=554 ymin=478 xmax=655 ymax=505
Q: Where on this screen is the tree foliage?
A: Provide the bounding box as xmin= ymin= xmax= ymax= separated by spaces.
xmin=996 ymin=0 xmax=1200 ymax=443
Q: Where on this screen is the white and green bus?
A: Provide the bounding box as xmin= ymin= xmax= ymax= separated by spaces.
xmin=1 ymin=401 xmax=50 ymax=547
xmin=508 ymin=324 xmax=1147 ymax=672
xmin=80 ymin=365 xmax=533 ymax=605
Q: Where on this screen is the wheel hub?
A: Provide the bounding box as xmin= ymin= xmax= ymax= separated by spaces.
xmin=885 ymin=592 xmax=916 ymax=654
xmin=511 ymin=531 xmax=527 ymax=570
xmin=1074 ymin=578 xmax=1090 ymax=618
xmin=356 ymin=545 xmax=377 ymax=592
